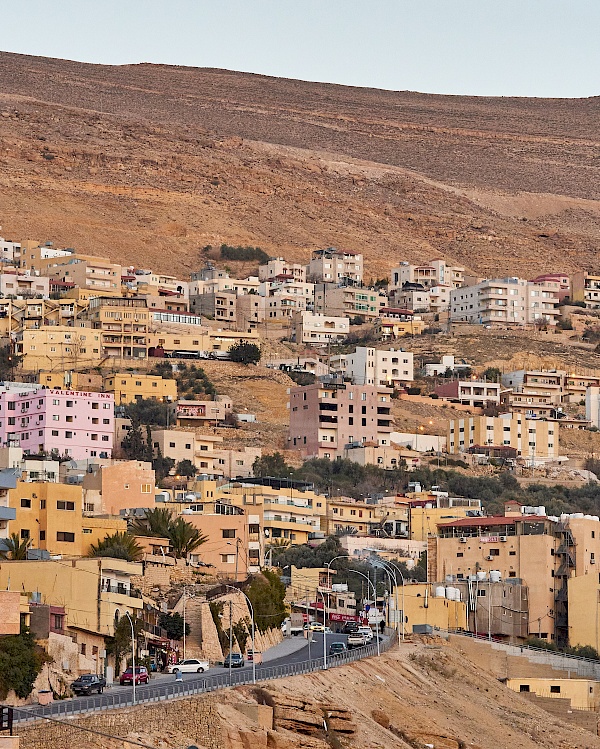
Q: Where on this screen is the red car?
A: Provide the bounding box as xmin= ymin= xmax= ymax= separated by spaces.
xmin=119 ymin=666 xmax=149 ymax=686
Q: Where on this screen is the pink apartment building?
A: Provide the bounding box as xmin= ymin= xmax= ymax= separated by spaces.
xmin=0 ymin=388 xmax=114 ymax=459
xmin=289 ymin=381 xmax=393 ymax=459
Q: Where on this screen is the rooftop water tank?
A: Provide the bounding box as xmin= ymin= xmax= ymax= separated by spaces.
xmin=435 ymin=586 xmax=446 ymax=599
xmin=489 ymin=570 xmax=501 ymax=583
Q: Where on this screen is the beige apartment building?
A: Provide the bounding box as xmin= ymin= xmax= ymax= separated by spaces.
xmin=259 ymin=258 xmax=306 ymax=283
xmin=375 ymin=308 xmax=426 ymax=340
xmin=291 ymin=311 xmax=349 ymax=345
xmin=448 ymin=413 xmax=559 ymax=463
xmin=450 ymin=277 xmax=561 ymax=327
xmin=151 ymin=428 xmax=223 ymax=473
xmin=103 ymin=373 xmax=178 ymax=404
xmin=82 ymin=461 xmax=155 ymax=515
xmin=430 ymin=504 xmax=600 ymax=646
xmin=435 ymin=379 xmax=501 ymax=407
xmin=0 ymin=270 xmax=50 ymax=298
xmin=572 ymin=271 xmax=600 ymax=309
xmin=391 ymin=258 xmax=465 ymax=291
xmin=289 ymin=380 xmax=393 ymax=459
xmin=40 ymin=253 xmax=122 ymax=295
xmin=331 ymin=346 xmax=414 ymax=388
xmin=314 ymin=284 xmax=387 ymax=321
xmin=502 ymin=369 xmax=600 ymax=405
xmin=306 ymin=248 xmax=363 ymax=285
xmin=85 ymin=296 xmax=149 ymax=360
xmin=16 ymin=325 xmax=103 ymax=371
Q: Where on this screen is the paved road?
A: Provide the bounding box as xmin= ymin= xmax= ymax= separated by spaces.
xmin=14 ymin=632 xmax=384 ymax=722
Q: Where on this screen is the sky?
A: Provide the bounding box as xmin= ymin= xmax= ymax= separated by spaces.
xmin=0 ymin=0 xmax=598 ymax=98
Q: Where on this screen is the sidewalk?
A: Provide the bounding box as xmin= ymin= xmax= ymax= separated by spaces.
xmin=261 ymin=635 xmax=308 ymax=663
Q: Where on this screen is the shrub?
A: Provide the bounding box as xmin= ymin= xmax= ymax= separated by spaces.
xmin=0 ymin=627 xmax=48 ymax=699
xmin=220 ymin=244 xmax=270 ymax=264
xmin=228 ymin=341 xmax=261 ymax=365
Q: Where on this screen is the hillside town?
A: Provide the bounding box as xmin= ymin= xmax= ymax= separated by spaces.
xmin=2 ymin=232 xmax=600 ymax=728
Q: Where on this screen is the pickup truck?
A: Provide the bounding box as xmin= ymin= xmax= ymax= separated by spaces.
xmin=71 ymin=674 xmax=106 ymax=695
xmin=346 ymin=632 xmax=368 ymax=649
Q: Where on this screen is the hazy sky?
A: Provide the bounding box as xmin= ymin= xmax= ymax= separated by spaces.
xmin=1 ymin=1 xmax=597 ymax=98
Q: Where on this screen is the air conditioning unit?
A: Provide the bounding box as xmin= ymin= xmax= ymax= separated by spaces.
xmin=459 ymin=537 xmax=468 ymax=543
xmin=591 ymin=559 xmax=596 ymax=564
xmin=485 ymin=555 xmax=494 ymax=561
xmin=499 ymin=536 xmax=508 ymax=542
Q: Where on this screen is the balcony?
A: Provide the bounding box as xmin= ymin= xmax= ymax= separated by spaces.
xmin=102 ymin=584 xmax=142 ymax=598
xmin=319 ymin=415 xmax=338 ymax=424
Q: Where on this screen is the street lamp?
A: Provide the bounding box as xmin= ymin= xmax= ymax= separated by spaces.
xmin=366 ymin=553 xmax=404 ymax=642
xmin=223 ymin=585 xmax=256 ymax=684
xmin=124 ymin=612 xmax=136 ymax=705
xmin=344 ymin=568 xmax=380 ymax=657
xmin=182 ymin=586 xmax=195 ymax=659
xmin=383 ymin=559 xmax=406 ymax=642
xmin=324 ymin=554 xmax=349 ymax=631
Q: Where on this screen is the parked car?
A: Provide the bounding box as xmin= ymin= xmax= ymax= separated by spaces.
xmin=167 ymin=659 xmax=210 ymax=674
xmin=224 ymin=653 xmax=245 ymax=668
xmin=71 ymin=674 xmax=106 ymax=695
xmin=329 ymin=642 xmax=347 ymax=656
xmin=357 ymin=626 xmax=374 ymax=642
xmin=119 ymin=666 xmax=149 ymax=686
xmin=346 ymin=632 xmax=368 ymax=649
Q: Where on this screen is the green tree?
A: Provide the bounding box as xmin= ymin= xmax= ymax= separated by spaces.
xmin=246 ymin=570 xmax=287 ymax=633
xmin=0 ymin=345 xmax=23 ymax=381
xmin=0 ymin=532 xmax=32 ymax=560
xmin=121 ymin=419 xmax=153 ymax=461
xmin=106 ymin=615 xmax=144 ymax=674
xmin=176 ymin=459 xmax=197 ymax=478
xmin=153 ymin=452 xmax=175 ymax=482
xmin=88 ymin=532 xmax=144 ymax=562
xmin=129 ymin=507 xmax=173 ymax=539
xmin=228 ymin=341 xmax=261 ymax=365
xmin=168 ymin=517 xmax=208 ymax=559
xmin=125 ymin=399 xmax=170 ymax=427
xmin=482 ymin=367 xmax=502 ymax=382
xmin=0 ymin=626 xmax=48 ymax=699
xmin=252 ymin=452 xmax=294 ymax=478
xmin=158 ymin=612 xmax=190 ymax=640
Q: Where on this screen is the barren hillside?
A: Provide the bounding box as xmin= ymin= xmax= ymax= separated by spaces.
xmin=1 ymin=52 xmax=600 ymax=279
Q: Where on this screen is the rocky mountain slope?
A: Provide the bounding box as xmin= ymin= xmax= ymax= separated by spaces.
xmin=1 ymin=52 xmax=600 ymax=279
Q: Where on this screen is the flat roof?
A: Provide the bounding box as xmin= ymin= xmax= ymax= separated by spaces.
xmin=439 ymin=514 xmax=549 ymax=528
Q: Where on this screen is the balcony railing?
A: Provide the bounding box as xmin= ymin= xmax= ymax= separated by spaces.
xmin=102 ymin=584 xmax=142 ymax=598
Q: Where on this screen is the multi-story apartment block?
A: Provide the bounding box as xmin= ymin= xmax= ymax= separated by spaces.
xmin=530 ymin=273 xmax=571 ymax=303
xmin=306 ymin=248 xmax=363 ymax=285
xmin=173 ymin=395 xmax=233 ymax=428
xmin=259 ymin=258 xmax=306 ymax=283
xmin=501 ymin=388 xmax=559 ymax=419
xmin=314 ymin=283 xmax=387 ymax=321
xmin=0 ymin=387 xmax=114 ymax=460
xmin=430 ymin=503 xmax=600 ymax=646
xmin=150 ymin=428 xmax=223 ymax=473
xmin=288 ymin=380 xmax=393 ymax=458
xmin=502 ymin=369 xmax=600 ymax=405
xmin=375 ymin=308 xmax=426 ymax=340
xmin=212 ymin=447 xmax=262 ymax=479
xmin=291 ymin=311 xmax=349 ymax=345
xmin=450 ymin=277 xmax=561 ymax=326
xmin=40 ymin=254 xmax=122 ymax=296
xmin=103 ymin=373 xmax=177 ymax=404
xmin=391 ymin=258 xmax=465 ymax=291
xmin=0 ymin=270 xmax=49 ymax=298
xmin=192 ymin=290 xmax=238 ymax=322
xmin=572 ymin=271 xmax=600 ymax=309
xmin=0 ymin=236 xmax=21 ymax=265
xmin=18 ymin=243 xmax=73 ymax=272
xmin=16 ymin=325 xmax=103 ymax=371
xmin=85 ymin=296 xmax=149 ymax=359
xmin=331 ymin=346 xmax=414 ymax=388
xmin=586 ymin=386 xmax=600 ymax=429
xmin=434 ymin=378 xmax=501 ymax=407
xmin=82 ymin=461 xmax=155 ymax=515
xmin=447 ymin=413 xmax=559 ymax=463
xmin=388 ymin=283 xmax=431 ymax=312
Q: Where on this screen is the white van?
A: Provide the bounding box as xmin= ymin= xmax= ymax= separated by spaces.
xmin=357 ymin=626 xmax=374 ymax=642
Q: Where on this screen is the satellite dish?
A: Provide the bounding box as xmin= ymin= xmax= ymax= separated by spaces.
xmin=264 ymin=529 xmax=270 ymax=537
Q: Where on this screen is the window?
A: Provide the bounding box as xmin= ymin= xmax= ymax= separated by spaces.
xmin=141 ymin=484 xmax=151 ymax=493
xmin=519 ymin=685 xmax=530 ymax=693
xmin=20 ymin=529 xmax=30 ymax=539
xmin=53 ymin=614 xmax=64 ymax=630
xmin=65 ymin=431 xmax=73 ymax=439
xmin=222 ymin=529 xmax=236 ymax=538
xmin=103 ymin=418 xmax=110 ymax=424
xmin=80 ymin=643 xmax=86 ymax=656
xmin=102 ymin=435 xmax=109 ymax=441
xmin=57 ymin=501 xmax=75 ymax=511
xmin=52 ymin=430 xmax=59 ymax=436
xmin=550 ymin=685 xmax=561 ymax=694
xmin=39 ymin=530 xmax=46 ymax=541
xmin=66 ymin=401 xmax=74 ymax=408
xmin=169 ymin=442 xmax=176 ymax=448
xmin=56 ymin=532 xmax=75 ymax=542
xmin=220 ymin=554 xmax=235 ymax=564
xmin=20 ymin=498 xmax=32 ymax=508
xmin=92 ymin=403 xmax=99 ymax=410
xmin=40 ymin=500 xmax=46 ymax=509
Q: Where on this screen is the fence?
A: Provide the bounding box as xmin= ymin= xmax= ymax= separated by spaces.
xmin=444 ymin=629 xmax=600 ymax=680
xmin=13 ymin=631 xmax=397 ymax=725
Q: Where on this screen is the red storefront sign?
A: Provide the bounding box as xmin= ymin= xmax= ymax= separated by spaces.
xmin=328 ymin=613 xmax=361 ymax=623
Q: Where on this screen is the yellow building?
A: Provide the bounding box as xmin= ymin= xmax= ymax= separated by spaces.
xmin=375 ymin=311 xmax=426 ymax=341
xmin=447 ymin=413 xmax=559 ymax=463
xmin=39 ymin=253 xmax=122 ymax=296
xmin=151 ymin=429 xmax=223 ymax=472
xmin=218 ymin=479 xmax=324 ymax=546
xmin=324 ymin=496 xmax=407 ymax=538
xmin=81 ymin=516 xmax=128 ymax=555
xmin=37 ymin=371 xmax=103 ymax=391
xmin=103 ymin=372 xmax=178 ymax=404
xmin=84 ymin=296 xmax=150 ymax=360
xmin=9 ymin=481 xmax=85 ymax=556
xmin=568 ymin=573 xmax=600 ymax=653
xmin=16 ymin=325 xmax=103 ymax=371
xmin=0 ymin=558 xmax=144 ymax=647
xmin=506 ymin=678 xmax=600 ymax=711
xmin=396 ymin=582 xmax=467 ymax=635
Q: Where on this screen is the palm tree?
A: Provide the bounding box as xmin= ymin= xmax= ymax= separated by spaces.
xmin=129 ymin=507 xmax=173 ymax=538
xmin=0 ymin=532 xmax=32 ymax=560
xmin=88 ymin=532 xmax=144 ymax=562
xmin=168 ymin=517 xmax=207 ymax=559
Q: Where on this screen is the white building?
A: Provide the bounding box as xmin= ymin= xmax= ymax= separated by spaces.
xmin=586 ymin=387 xmax=600 ymax=429
xmin=291 ymin=312 xmax=349 ymax=345
xmin=391 ymin=259 xmax=465 ymax=291
xmin=332 ymin=347 xmax=414 ymax=388
xmin=0 ymin=271 xmax=50 ymax=298
xmin=259 ymin=258 xmax=306 ymax=283
xmin=0 ymin=237 xmax=21 ymax=265
xmin=306 ymin=248 xmax=363 ymax=285
xmin=450 ymin=277 xmax=561 ymax=326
